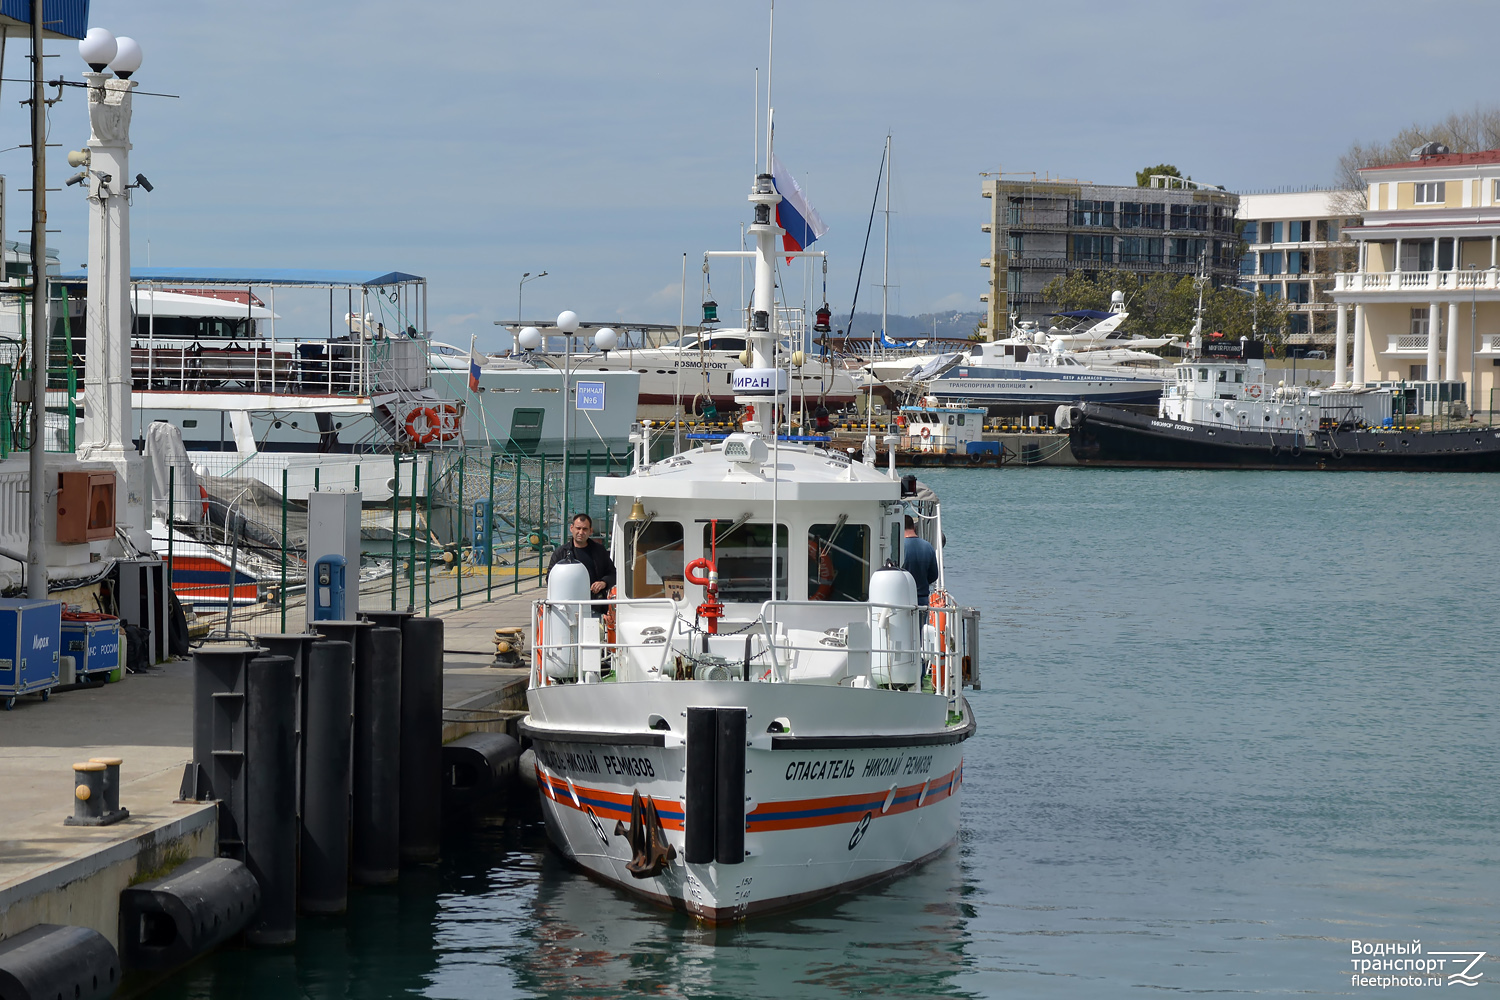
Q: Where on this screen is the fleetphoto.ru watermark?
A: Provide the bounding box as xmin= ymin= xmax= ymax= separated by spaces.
xmin=1349 ymin=940 xmax=1486 ymax=989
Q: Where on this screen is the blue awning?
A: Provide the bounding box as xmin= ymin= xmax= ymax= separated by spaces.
xmin=0 ymin=0 xmax=90 ymax=39
xmin=1055 ymin=309 xmax=1112 ymax=320
xmin=55 ymin=266 xmax=425 ymax=287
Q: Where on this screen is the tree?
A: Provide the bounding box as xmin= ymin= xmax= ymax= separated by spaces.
xmin=1136 ymin=164 xmax=1186 ymax=188
xmin=1334 ymin=106 xmax=1500 ymax=215
xmin=1040 ymin=269 xmax=1288 ymax=349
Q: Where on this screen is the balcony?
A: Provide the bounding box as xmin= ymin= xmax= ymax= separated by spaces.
xmin=1336 ymin=269 xmax=1500 ymax=294
xmin=1384 ymin=334 xmax=1431 ymax=355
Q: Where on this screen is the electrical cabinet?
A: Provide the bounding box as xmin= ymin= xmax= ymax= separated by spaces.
xmin=57 ymin=470 xmax=117 ymax=543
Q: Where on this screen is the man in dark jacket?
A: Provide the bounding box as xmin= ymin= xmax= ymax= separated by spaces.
xmin=547 ymin=513 xmax=617 ymax=595
xmin=900 ymin=515 xmax=940 ymax=607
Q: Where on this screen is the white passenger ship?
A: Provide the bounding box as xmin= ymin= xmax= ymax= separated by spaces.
xmin=520 ymin=132 xmax=979 ymax=922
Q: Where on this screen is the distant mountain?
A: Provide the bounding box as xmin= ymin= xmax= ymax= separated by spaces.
xmin=841 ymin=310 xmax=984 ymax=341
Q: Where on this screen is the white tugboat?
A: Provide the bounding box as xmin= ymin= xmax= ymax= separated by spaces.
xmin=520 ymin=119 xmax=978 ymax=923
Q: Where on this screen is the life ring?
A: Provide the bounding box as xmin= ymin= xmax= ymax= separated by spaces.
xmin=435 ymin=402 xmax=463 ymax=442
xmin=199 ymin=484 xmax=210 ymax=519
xmin=920 ymin=426 xmax=932 ymax=440
xmin=405 ymin=406 xmax=440 ymax=445
xmin=684 ymin=558 xmax=714 ymax=587
xmin=1246 ymin=383 xmax=1262 ymax=399
xmin=808 ymin=539 xmax=835 ymax=600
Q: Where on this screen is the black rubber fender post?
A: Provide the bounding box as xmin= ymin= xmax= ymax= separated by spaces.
xmin=399 ymin=617 xmax=443 ymax=863
xmin=440 ymin=732 xmax=519 ymax=812
xmin=244 ymin=653 xmax=297 ymax=946
xmin=684 ymin=707 xmax=717 ymax=864
xmin=352 ymin=627 xmax=402 ymax=884
xmin=300 ymin=640 xmax=352 ymax=915
xmin=714 ymin=708 xmax=747 ymax=865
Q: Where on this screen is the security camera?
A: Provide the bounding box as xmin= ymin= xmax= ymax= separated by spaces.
xmin=65 ymin=171 xmax=87 ymax=187
xmin=133 ymin=173 xmax=153 ymax=192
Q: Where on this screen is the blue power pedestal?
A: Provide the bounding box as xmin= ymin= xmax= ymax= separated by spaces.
xmin=311 ymin=554 xmax=348 ymax=622
xmin=0 ymin=598 xmax=62 ymax=709
xmin=473 ymin=499 xmax=494 ymax=565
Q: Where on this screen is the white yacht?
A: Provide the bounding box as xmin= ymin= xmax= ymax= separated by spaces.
xmin=520 ymin=116 xmax=977 ymax=923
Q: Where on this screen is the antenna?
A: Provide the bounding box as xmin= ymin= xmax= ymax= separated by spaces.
xmin=753 ymin=68 xmax=759 ymax=177
xmin=766 ymin=0 xmax=774 ymax=165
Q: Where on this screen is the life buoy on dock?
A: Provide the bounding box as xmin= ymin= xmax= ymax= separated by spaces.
xmin=405 ymin=407 xmax=440 ymax=445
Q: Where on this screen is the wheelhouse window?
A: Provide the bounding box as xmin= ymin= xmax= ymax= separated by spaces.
xmin=808 ymin=523 xmax=871 ymax=603
xmin=624 ymin=521 xmax=684 ymax=599
xmin=1414 ymin=181 xmax=1446 ymax=205
xmin=703 ymin=522 xmax=787 ymax=602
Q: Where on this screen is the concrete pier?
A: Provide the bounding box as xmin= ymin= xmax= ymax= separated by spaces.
xmin=0 ymin=580 xmax=539 ymax=959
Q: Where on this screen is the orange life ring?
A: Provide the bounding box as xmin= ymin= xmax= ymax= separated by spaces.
xmin=406 ymin=406 xmax=440 ymax=445
xmin=684 ymin=558 xmax=714 ymax=587
xmin=199 ymin=484 xmax=210 ymax=519
xmin=1246 ymin=383 xmax=1262 ymax=399
xmin=920 ymin=426 xmax=932 ymax=440
xmin=435 ymin=402 xmax=463 ymax=442
xmin=808 ymin=539 xmax=835 ymax=600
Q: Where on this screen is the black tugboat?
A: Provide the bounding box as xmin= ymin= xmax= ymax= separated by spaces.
xmin=1058 ymin=340 xmax=1500 ymax=472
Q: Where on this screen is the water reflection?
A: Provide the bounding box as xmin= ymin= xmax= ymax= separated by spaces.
xmin=496 ymin=824 xmax=977 ymax=1000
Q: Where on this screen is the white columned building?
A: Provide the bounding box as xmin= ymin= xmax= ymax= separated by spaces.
xmin=1331 ymin=147 xmax=1500 ymax=416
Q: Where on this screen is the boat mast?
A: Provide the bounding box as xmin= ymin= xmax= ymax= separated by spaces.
xmin=882 ymin=133 xmax=890 ymax=355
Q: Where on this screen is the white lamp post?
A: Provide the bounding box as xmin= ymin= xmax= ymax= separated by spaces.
xmin=556 ymin=310 xmax=580 ymax=538
xmin=75 ymin=26 xmax=151 ymax=551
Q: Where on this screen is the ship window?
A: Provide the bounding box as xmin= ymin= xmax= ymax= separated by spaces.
xmin=182 ymin=419 xmax=197 ymax=428
xmin=1217 ymin=369 xmax=1227 ymax=382
xmin=1197 ymin=368 xmax=1208 ymax=380
xmin=808 ymin=524 xmax=871 ymax=602
xmin=1234 ymin=371 xmax=1243 ymax=383
xmin=624 ymin=520 xmax=684 ymax=599
xmin=703 ymin=522 xmax=787 ymax=602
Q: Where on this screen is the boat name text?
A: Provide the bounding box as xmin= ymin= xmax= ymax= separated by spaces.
xmin=535 ymin=747 xmax=601 ymax=775
xmin=785 ymin=758 xmax=856 ymax=781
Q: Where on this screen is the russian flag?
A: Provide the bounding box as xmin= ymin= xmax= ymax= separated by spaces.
xmin=771 ymin=153 xmax=828 ymax=260
xmin=468 ymin=335 xmax=483 ymax=392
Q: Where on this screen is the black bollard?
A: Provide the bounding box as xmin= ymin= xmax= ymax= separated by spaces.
xmin=353 ymin=626 xmax=402 ymax=884
xmin=300 ymin=640 xmax=352 ymax=915
xmin=244 ymin=653 xmax=297 ymax=946
xmin=399 ymin=617 xmax=443 ymax=863
xmin=361 ymin=610 xmax=415 ymax=632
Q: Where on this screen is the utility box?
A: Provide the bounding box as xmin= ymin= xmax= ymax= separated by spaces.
xmin=473 ymin=499 xmax=493 ymax=565
xmin=0 ymin=598 xmax=62 ymax=706
xmin=61 ymin=614 xmax=122 ymax=682
xmin=57 ymin=470 xmax=117 ymax=543
xmin=310 ymin=554 xmax=347 ymax=621
xmin=117 ymin=558 xmax=170 ymax=664
xmin=306 ymin=491 xmax=361 ymax=625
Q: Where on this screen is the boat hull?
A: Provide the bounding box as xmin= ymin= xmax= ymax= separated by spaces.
xmin=1069 ymin=402 xmax=1500 ymax=471
xmin=930 ymin=369 xmax=1163 ymax=407
xmin=523 ymin=680 xmax=971 ymax=922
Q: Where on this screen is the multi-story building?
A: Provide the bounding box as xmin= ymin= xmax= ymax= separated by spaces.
xmin=1235 ymin=191 xmax=1359 ymax=349
xmin=979 ymin=173 xmax=1240 ymax=336
xmin=1331 ymin=147 xmax=1500 ymax=412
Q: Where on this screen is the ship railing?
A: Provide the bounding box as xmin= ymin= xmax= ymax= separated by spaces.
xmin=754 ymin=599 xmax=960 ymax=705
xmin=129 ymin=335 xmax=429 ymax=397
xmin=530 ymin=596 xmax=680 ymax=687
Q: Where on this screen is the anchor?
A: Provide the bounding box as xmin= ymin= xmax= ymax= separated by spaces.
xmin=614 ymin=788 xmax=677 ymax=878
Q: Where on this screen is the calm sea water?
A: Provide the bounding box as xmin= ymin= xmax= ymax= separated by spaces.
xmin=152 ymin=469 xmax=1499 ymax=999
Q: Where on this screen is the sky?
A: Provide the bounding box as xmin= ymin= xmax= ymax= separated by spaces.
xmin=5 ymin=0 xmax=1499 ymax=351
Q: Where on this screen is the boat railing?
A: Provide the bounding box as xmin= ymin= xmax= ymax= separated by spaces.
xmin=125 ymin=335 xmax=430 ymax=397
xmin=530 ymin=596 xmax=680 ymax=687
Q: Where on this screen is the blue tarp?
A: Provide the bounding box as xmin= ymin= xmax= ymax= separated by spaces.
xmin=0 ymin=0 xmax=90 ymax=39
xmin=55 ymin=266 xmax=424 ymax=287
